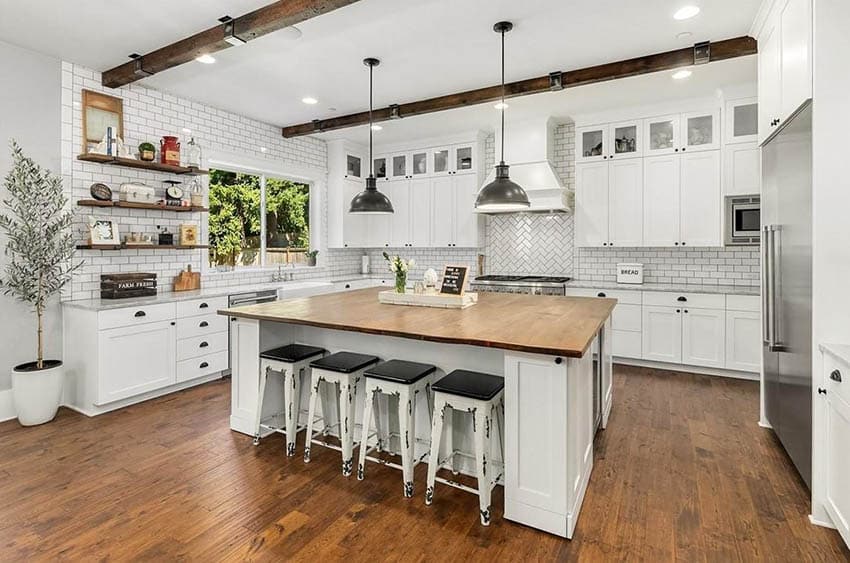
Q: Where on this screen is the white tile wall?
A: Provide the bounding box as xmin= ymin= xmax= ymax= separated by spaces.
xmin=366 ymin=248 xmax=481 ymax=281
xmin=61 ymin=62 xmax=361 ymax=300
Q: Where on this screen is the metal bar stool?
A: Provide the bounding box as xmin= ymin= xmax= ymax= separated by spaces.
xmin=425 ymin=369 xmax=505 ymax=526
xmin=304 ymin=351 xmax=380 ymax=476
xmin=356 ymin=360 xmax=436 ymax=497
xmin=256 ymin=344 xmax=326 ymax=456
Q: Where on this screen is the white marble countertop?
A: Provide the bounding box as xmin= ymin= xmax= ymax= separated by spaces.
xmin=62 ymin=275 xmax=388 ymax=311
xmin=565 ymin=280 xmax=760 ymax=296
xmin=819 ymin=343 xmax=850 ymax=366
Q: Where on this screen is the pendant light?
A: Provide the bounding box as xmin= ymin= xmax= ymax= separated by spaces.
xmin=349 ymin=57 xmax=394 ymax=214
xmin=475 ymin=21 xmax=530 ymax=212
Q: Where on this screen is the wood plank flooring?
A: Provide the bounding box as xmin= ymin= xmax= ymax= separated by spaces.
xmin=1 ymin=365 xmax=847 ymax=561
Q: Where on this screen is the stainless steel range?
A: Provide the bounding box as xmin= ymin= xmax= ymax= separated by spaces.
xmin=470 ymin=275 xmax=571 ymax=296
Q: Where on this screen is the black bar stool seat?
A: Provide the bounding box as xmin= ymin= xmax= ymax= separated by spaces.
xmin=432 ymin=370 xmax=504 ymax=401
xmin=310 ymin=351 xmax=380 ymax=374
xmin=365 ymin=360 xmax=437 ymax=384
xmin=260 ymin=343 xmax=325 ymax=363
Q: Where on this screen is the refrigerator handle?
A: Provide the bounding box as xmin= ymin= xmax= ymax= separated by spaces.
xmin=763 ymin=225 xmax=774 ymax=347
xmin=770 ymin=226 xmax=784 ymax=352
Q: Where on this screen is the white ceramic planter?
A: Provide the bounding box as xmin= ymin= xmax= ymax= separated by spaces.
xmin=11 ymin=360 xmax=64 ymax=426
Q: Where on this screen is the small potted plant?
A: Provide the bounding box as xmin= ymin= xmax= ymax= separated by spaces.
xmin=1 ymin=141 xmax=81 ymax=426
xmin=305 ymin=249 xmax=319 ymax=266
xmin=383 ymin=251 xmax=415 ymax=293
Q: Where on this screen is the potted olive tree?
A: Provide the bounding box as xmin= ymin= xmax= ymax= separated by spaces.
xmin=0 ymin=141 xmax=80 ymax=425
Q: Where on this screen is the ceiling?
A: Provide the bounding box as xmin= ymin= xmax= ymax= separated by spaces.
xmin=1 ymin=0 xmax=761 ymax=139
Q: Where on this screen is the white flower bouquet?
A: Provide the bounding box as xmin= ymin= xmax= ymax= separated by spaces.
xmin=383 ymin=251 xmax=415 ymax=293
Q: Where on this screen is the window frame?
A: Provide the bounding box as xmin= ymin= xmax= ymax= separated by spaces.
xmin=205 ymin=150 xmax=324 ymax=272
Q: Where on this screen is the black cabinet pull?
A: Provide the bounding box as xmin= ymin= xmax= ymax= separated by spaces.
xmin=134 ymin=311 xmax=146 ymax=317
xmin=199 ymin=362 xmax=209 ymax=369
xmin=597 ymin=292 xmax=606 ymax=298
xmin=681 ymin=147 xmax=687 ymax=151
xmin=676 ymin=309 xmax=681 ymax=313
xmin=555 ymin=357 xmax=563 ymax=364
xmin=831 ymin=369 xmax=843 ymax=383
xmin=674 ymin=242 xmax=679 ymax=245
xmin=681 ymin=242 xmax=686 ymax=246
xmin=818 ymin=387 xmax=827 ymax=395
xmin=199 ymin=341 xmax=209 ymax=348
xmin=677 ymin=296 xmax=687 ymax=302
xmin=170 ymin=322 xmax=176 ymax=326
xmin=684 ymin=309 xmax=689 ymax=313
xmin=675 ymin=148 xmax=679 ymax=152
xmin=345 ymin=284 xmax=351 ymax=289
xmin=199 ymin=303 xmax=208 ymax=309
xmin=199 ymin=321 xmax=209 ymax=327
xmin=603 ymin=155 xmax=608 ymax=160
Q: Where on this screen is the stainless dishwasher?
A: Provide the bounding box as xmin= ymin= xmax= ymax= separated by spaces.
xmin=227 ymin=289 xmax=278 ymax=373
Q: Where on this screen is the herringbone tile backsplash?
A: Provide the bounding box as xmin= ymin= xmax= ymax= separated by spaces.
xmin=485 ymin=214 xmax=573 ymax=275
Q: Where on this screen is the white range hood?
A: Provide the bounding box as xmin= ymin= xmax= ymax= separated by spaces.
xmin=477 ymin=116 xmax=571 ymax=214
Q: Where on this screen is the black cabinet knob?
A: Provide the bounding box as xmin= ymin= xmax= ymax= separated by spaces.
xmin=345 ymin=284 xmax=351 ymax=289
xmin=818 ymin=387 xmax=827 ymax=395
xmin=831 ymin=369 xmax=843 ymax=383
xmin=603 ymin=155 xmax=608 ymax=160
xmin=199 ymin=321 xmax=209 ymax=327
xmin=602 ymin=242 xmax=608 ymax=246
xmin=674 ymin=242 xmax=679 ymax=245
xmin=199 ymin=362 xmax=209 ymax=369
xmin=199 ymin=303 xmax=208 ymax=309
xmin=682 ymin=242 xmax=686 ymax=246
xmin=676 ymin=309 xmax=681 ymax=313
xmin=597 ymin=292 xmax=606 ymax=298
xmin=170 ymin=321 xmax=176 ymax=326
xmin=677 ymin=296 xmax=687 ymax=302
xmin=684 ymin=309 xmax=689 ymax=313
xmin=682 ymin=147 xmax=687 ymax=151
xmin=200 ymin=341 xmax=209 ymax=348
xmin=134 ymin=311 xmax=146 ymax=317
xmin=675 ymin=148 xmax=679 ymax=152
xmin=555 ymin=357 xmax=563 ymax=365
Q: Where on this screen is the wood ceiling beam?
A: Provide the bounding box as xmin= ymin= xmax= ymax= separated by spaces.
xmin=282 ymin=35 xmax=757 ymax=138
xmin=101 ymin=0 xmax=362 ymax=89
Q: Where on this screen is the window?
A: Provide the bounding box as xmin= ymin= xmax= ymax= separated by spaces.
xmin=208 ymin=168 xmax=311 ymax=268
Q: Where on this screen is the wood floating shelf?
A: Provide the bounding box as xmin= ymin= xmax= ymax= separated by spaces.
xmin=76 ymin=244 xmax=209 ymax=250
xmin=77 ymin=199 xmax=208 ymax=213
xmin=76 ymin=153 xmax=208 ymax=176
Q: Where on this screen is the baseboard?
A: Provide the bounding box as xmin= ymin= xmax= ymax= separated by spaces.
xmin=613 ymin=358 xmax=759 ymax=381
xmin=0 ymin=389 xmax=14 ymax=422
xmin=758 ymin=419 xmax=772 ymax=429
xmin=809 ymin=514 xmax=836 ymax=529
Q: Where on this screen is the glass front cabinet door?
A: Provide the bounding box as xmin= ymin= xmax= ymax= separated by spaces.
xmin=576 ymin=125 xmax=608 ymax=163
xmin=345 ymin=153 xmax=363 ymax=178
xmin=390 ymin=153 xmax=409 ymax=180
xmin=725 ymin=99 xmax=759 ymax=144
xmin=453 ymin=144 xmax=475 ymax=174
xmin=681 ymin=110 xmax=720 ymax=152
xmin=373 ymin=155 xmax=388 ymax=180
xmin=410 ymin=150 xmax=429 ymax=177
xmin=643 ymin=115 xmax=680 ymax=156
xmin=610 ymin=120 xmax=643 ymax=160
xmin=432 ymin=148 xmax=450 ymax=176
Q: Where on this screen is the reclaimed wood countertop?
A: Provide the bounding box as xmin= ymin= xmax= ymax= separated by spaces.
xmin=220 ymin=287 xmax=616 ymax=358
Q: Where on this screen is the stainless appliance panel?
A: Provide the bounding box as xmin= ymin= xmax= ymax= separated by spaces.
xmin=762 ymin=102 xmax=812 ymax=488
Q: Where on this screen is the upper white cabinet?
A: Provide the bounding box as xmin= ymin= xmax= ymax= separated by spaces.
xmin=757 ymin=0 xmax=812 ymax=144
xmin=575 ymin=159 xmax=643 ymax=247
xmin=577 ymin=121 xmax=643 ymax=163
xmin=644 ymin=111 xmax=719 ymax=155
xmin=725 ymin=98 xmax=759 ymax=145
xmin=643 ymin=151 xmax=721 ymax=247
xmin=328 ymin=136 xmax=484 ymax=249
xmin=644 ymin=115 xmax=680 ymax=156
xmin=724 ymin=98 xmax=760 ymax=196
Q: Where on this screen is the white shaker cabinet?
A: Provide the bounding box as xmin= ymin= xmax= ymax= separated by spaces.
xmin=575 ymin=159 xmax=643 ymax=248
xmin=643 ymin=155 xmax=681 ymax=247
xmin=430 ymin=175 xmax=455 ymax=248
xmin=679 ymin=150 xmax=721 ymax=247
xmin=642 ymin=306 xmax=683 ymax=363
xmin=575 ymin=162 xmax=609 ymax=247
xmin=98 ymin=321 xmax=176 ymax=404
xmin=453 ymin=173 xmax=480 ymax=247
xmin=725 ymin=310 xmax=761 ymax=372
xmin=822 ymin=350 xmax=850 ymax=547
xmin=341 ymin=178 xmax=370 ymax=248
xmin=681 ymin=307 xmax=726 ymax=369
xmin=680 ymin=110 xmax=720 ymax=153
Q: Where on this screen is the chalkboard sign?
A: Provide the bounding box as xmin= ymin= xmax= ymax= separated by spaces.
xmin=440 ymin=265 xmax=468 ymax=295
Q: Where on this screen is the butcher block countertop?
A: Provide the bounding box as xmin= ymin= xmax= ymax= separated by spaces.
xmin=220 ymin=287 xmax=616 ymax=358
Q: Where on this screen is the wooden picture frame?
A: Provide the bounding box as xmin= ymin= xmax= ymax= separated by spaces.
xmin=88 ymin=218 xmax=120 ymax=247
xmin=82 ymin=90 xmax=124 ymax=154
xmin=439 ymin=265 xmax=468 ymax=296
xmin=179 ymin=224 xmax=199 ymax=246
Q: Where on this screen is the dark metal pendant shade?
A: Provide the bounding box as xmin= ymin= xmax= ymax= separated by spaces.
xmin=475 ymin=162 xmax=530 ymax=211
xmin=350 ymin=176 xmax=394 ymax=214
xmin=475 ymin=20 xmax=530 ymax=212
xmin=350 ymin=57 xmax=393 ymax=214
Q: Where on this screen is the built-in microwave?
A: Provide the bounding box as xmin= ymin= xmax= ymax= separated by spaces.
xmin=725 ymin=195 xmax=760 ymax=246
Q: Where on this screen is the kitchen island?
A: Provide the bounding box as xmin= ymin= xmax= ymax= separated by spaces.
xmin=220 ymin=287 xmax=615 ymax=538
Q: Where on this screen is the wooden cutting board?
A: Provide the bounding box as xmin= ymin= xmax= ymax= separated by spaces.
xmin=173 ymin=265 xmax=200 ymax=292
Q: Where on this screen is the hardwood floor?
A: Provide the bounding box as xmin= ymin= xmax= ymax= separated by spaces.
xmin=1 ymin=365 xmax=847 ymax=561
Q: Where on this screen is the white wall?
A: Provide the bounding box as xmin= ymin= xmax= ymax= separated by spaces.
xmin=811 ymin=0 xmax=850 ymax=525
xmin=0 ymin=41 xmax=62 ymax=392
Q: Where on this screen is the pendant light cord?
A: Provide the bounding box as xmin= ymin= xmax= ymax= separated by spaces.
xmin=369 ymin=62 xmax=374 ymax=178
xmin=500 ymin=27 xmax=505 ymax=165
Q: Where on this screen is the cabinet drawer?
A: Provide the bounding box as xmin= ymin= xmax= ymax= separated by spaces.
xmin=612 ymin=330 xmax=642 ymax=359
xmin=565 ymin=287 xmax=642 ymax=304
xmin=612 ymin=303 xmax=642 ymax=332
xmin=177 ymin=296 xmax=228 ymax=319
xmin=824 ymin=352 xmax=850 ymax=407
xmin=642 ymin=291 xmax=725 ymax=309
xmin=727 ymin=294 xmax=760 ymax=312
xmin=99 ymin=302 xmax=176 ymax=330
xmin=177 ymin=351 xmax=228 ymax=383
xmin=177 ymin=331 xmax=229 ymax=361
xmin=176 ymin=313 xmax=229 ymax=339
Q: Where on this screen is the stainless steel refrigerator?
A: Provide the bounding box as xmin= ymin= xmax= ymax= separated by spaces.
xmin=762 ymin=101 xmax=813 ymax=488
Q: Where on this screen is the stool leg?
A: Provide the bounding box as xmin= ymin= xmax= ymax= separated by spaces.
xmin=284 ymin=366 xmax=302 ymax=457
xmin=496 ymin=397 xmax=505 ymax=464
xmin=304 ymin=374 xmax=322 ymax=463
xmin=253 ymin=365 xmax=270 ymax=445
xmin=398 ymin=387 xmax=415 ymax=498
xmin=473 ymin=407 xmax=492 ymax=526
xmin=445 ymin=407 xmax=457 ymax=474
xmin=357 ymin=385 xmax=375 ymax=481
xmin=319 ymin=381 xmax=337 ymax=437
xmin=425 ymin=398 xmax=446 ymax=505
xmin=338 ymin=378 xmax=356 ymax=476
xmin=372 ymin=390 xmax=385 ymax=453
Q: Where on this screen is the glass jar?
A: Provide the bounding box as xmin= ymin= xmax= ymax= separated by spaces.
xmin=185 ymin=137 xmax=202 ymax=168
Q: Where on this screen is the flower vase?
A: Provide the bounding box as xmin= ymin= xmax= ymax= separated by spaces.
xmin=395 ymin=273 xmax=407 ymax=294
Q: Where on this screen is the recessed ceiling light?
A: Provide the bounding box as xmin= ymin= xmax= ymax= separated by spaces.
xmin=371 ymin=124 xmax=382 ymax=131
xmin=672 ymin=69 xmax=693 ymax=80
xmin=195 ymin=54 xmax=216 ymax=64
xmin=302 ymin=97 xmax=318 ymax=105
xmin=676 ymin=31 xmax=693 ymax=40
xmin=673 ymin=6 xmax=700 ymax=20
xmin=494 ymin=102 xmax=509 ymax=110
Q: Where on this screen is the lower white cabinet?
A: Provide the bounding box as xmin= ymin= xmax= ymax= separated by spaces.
xmin=642 ymin=306 xmax=683 ymax=363
xmin=681 ymin=307 xmax=726 ymax=368
xmin=98 ymin=321 xmax=176 ymax=404
xmin=725 ymin=310 xmax=761 ymax=372
xmin=822 ymin=349 xmax=850 ymax=547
